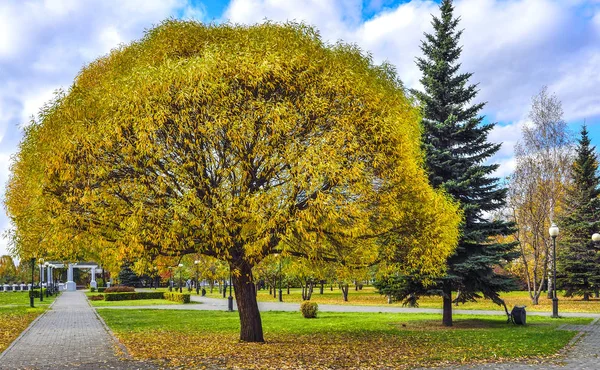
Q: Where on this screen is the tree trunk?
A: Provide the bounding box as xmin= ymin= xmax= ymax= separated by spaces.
xmin=231 ymin=261 xmax=264 ymax=342
xmin=320 ymin=280 xmax=324 ymax=295
xmin=355 ymin=281 xmax=358 ymax=291
xmin=583 ymin=292 xmax=590 ymax=301
xmin=287 ymin=283 xmax=290 ymax=295
xmin=341 ymin=283 xmax=349 ymax=301
xmin=330 ymin=283 xmax=333 ymax=291
xmin=442 ymin=284 xmax=452 ymax=327
xmin=595 ymin=289 xmax=599 ymax=298
xmin=306 ymin=281 xmax=314 ymax=300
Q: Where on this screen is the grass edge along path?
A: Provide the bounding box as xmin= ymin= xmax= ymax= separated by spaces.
xmin=97 ymin=309 xmax=590 ymax=369
xmin=0 ymin=292 xmax=58 ymax=354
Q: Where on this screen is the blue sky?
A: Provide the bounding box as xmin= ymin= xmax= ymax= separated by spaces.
xmin=1 ymin=0 xmax=600 ymax=256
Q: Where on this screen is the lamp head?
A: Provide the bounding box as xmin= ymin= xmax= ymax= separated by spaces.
xmin=178 ymin=263 xmax=183 ymax=267
xmin=592 ymin=233 xmax=600 ymax=242
xmin=549 ymin=223 xmax=559 ymax=237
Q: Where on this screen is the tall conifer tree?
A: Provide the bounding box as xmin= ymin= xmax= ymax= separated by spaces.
xmin=558 ymin=126 xmax=600 ymax=300
xmin=409 ymin=0 xmax=517 ymax=326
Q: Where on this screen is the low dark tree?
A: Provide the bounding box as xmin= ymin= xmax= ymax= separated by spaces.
xmin=118 ymin=261 xmax=140 ymax=287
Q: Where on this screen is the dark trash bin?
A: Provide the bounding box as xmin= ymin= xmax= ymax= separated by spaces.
xmin=511 ymin=305 xmax=526 ymax=325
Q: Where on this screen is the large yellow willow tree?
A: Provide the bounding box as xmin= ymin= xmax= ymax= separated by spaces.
xmin=5 ymin=21 xmax=461 ymax=342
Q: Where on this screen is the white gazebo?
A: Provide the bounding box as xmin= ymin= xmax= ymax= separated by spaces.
xmin=49 ymin=262 xmax=101 ymax=291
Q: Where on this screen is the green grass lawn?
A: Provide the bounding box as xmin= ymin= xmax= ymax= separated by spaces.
xmin=98 ymin=309 xmax=591 ymax=369
xmin=0 ymin=291 xmax=57 ymax=307
xmin=0 ymin=292 xmax=57 ymax=352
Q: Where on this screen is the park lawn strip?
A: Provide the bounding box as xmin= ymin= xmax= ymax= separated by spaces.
xmin=0 ymin=291 xmax=57 ymax=307
xmin=98 ymin=310 xmax=590 ymax=369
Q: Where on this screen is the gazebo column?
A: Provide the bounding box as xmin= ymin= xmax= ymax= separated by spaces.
xmin=90 ymin=267 xmax=97 ymax=289
xmin=66 ymin=264 xmax=76 ymax=291
xmin=47 ymin=266 xmax=52 ymax=289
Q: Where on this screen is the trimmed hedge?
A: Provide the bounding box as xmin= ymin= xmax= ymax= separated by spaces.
xmin=97 ymin=287 xmax=106 ymax=293
xmin=300 ymin=301 xmax=318 ymax=318
xmin=104 ymin=286 xmax=135 ymax=293
xmin=89 ymin=294 xmax=104 ymax=301
xmin=164 ymin=292 xmax=191 ymax=303
xmin=90 ymin=287 xmax=96 ymax=292
xmin=104 ymin=292 xmax=165 ymax=301
xmin=28 ymin=289 xmax=47 ymax=298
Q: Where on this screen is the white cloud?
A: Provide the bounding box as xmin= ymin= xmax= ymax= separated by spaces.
xmin=223 ymin=0 xmax=600 ymax=124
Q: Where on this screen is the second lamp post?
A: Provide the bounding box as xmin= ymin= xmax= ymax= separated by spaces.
xmin=549 ymin=223 xmax=559 ymax=318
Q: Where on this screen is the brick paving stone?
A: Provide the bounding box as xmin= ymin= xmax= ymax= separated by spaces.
xmin=0 ymin=291 xmax=157 ymax=370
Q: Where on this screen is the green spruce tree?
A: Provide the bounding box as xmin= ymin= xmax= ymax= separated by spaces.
xmin=118 ymin=260 xmax=140 ymax=287
xmin=558 ymin=125 xmax=600 ymax=300
xmin=388 ymin=0 xmax=517 ymax=326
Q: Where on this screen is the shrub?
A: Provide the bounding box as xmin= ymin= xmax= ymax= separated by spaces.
xmin=88 ymin=294 xmax=104 ymax=301
xmin=90 ymin=287 xmax=96 ymax=292
xmin=300 ymin=301 xmax=318 ymax=318
xmin=104 ymin=286 xmax=135 ymax=293
xmin=104 ymin=292 xmax=165 ymax=301
xmin=164 ymin=292 xmax=191 ymax=303
xmin=28 ymin=289 xmax=47 ymax=298
xmin=97 ymin=287 xmax=106 ymax=293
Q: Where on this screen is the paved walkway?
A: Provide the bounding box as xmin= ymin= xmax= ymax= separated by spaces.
xmin=0 ymin=291 xmax=155 ymax=370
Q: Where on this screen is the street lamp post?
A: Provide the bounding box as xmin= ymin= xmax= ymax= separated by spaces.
xmin=169 ymin=267 xmax=173 ymax=292
xmin=549 ymin=223 xmax=559 ymax=318
xmin=194 ymin=260 xmax=200 ymax=295
xmin=228 ymin=268 xmax=234 ymax=312
xmin=178 ymin=263 xmax=183 ymax=293
xmin=30 ymin=258 xmax=35 ymax=308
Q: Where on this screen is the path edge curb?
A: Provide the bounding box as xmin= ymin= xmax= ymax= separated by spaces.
xmin=0 ymin=292 xmax=59 ymax=361
xmin=87 ymin=293 xmax=134 ymax=361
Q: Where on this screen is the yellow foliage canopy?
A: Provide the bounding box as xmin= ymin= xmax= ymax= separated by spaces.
xmin=5 ymin=20 xmax=461 ymax=341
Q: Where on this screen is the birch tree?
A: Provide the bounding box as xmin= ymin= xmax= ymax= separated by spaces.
xmin=508 ymin=86 xmax=572 ymax=304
